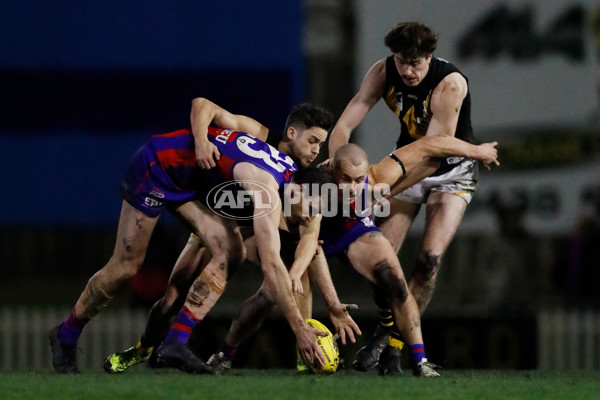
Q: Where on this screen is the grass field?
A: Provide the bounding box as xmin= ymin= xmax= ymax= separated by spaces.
xmin=2 ymin=369 xmax=600 ymax=400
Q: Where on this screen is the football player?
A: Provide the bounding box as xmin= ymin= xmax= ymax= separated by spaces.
xmin=207 ymin=141 xmax=497 ymax=377
xmin=328 ymin=21 xmax=487 ymax=373
xmin=49 ymin=98 xmax=342 ymax=374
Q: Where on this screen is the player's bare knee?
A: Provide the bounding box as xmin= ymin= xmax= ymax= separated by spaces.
xmin=239 ymin=287 xmax=275 ymax=316
xmin=416 ymin=250 xmax=442 ymax=281
xmin=373 ymin=259 xmax=409 ymax=304
xmin=113 ymin=250 xmax=145 ymax=280
xmin=254 ymin=285 xmax=276 ymax=310
xmin=121 ymin=263 xmax=143 ymax=281
xmin=256 ymin=286 xmax=274 ymax=304
xmin=209 ymin=250 xmax=239 ymax=281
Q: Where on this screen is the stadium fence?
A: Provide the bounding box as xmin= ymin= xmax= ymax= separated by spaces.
xmin=1 ymin=306 xmax=599 ymax=371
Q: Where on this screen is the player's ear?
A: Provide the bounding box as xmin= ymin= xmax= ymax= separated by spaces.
xmin=286 ymin=126 xmax=296 ymax=141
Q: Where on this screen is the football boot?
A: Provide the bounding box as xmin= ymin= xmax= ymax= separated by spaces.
xmin=207 ymin=351 xmax=232 ymax=375
xmin=352 ymin=325 xmax=390 ymax=371
xmin=378 ymin=344 xmax=403 ymax=376
xmin=49 ymin=325 xmax=80 ymax=374
xmin=153 ymin=342 xmax=212 ymax=374
xmin=414 ymin=359 xmax=441 ymax=377
xmin=103 ymin=342 xmax=153 ymax=374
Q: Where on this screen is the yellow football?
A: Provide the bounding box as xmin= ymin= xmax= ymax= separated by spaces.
xmin=305 ymin=318 xmax=339 ymax=374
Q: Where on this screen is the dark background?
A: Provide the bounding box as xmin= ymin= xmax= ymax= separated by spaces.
xmin=0 ymin=1 xmax=598 ymax=372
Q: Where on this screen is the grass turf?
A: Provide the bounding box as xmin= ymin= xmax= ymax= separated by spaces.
xmin=1 ymin=369 xmax=600 ymax=400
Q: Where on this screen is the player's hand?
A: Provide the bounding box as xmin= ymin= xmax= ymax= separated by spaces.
xmin=290 ymin=275 xmax=303 ymax=294
xmin=478 ymin=141 xmax=500 ymax=170
xmin=318 ymin=158 xmax=333 ymax=170
xmin=296 ymin=324 xmax=327 ymax=368
xmin=195 ymin=138 xmax=220 ymax=169
xmin=329 ymin=303 xmax=361 ymax=345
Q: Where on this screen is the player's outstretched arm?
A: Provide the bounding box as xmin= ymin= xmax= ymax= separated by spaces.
xmin=368 ymin=136 xmax=499 ymax=198
xmin=417 ymin=136 xmax=500 ymax=169
xmin=190 ymin=97 xmax=269 ymax=168
xmin=289 ymin=214 xmax=322 ymax=294
xmin=328 ymin=59 xmax=386 ymax=159
xmin=235 ymin=165 xmax=327 ymax=368
xmin=253 ymin=201 xmax=327 ymax=368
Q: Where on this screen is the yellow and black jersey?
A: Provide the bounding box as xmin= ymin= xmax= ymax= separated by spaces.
xmin=383 ymin=56 xmax=475 ymax=175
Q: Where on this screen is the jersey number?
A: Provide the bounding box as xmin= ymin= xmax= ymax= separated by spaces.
xmin=236 ymin=136 xmax=295 ymax=173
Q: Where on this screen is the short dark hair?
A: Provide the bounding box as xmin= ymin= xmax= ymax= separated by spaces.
xmin=284 ymin=103 xmax=335 ymax=134
xmin=291 ymin=165 xmax=335 ymax=196
xmin=384 ymin=22 xmax=438 ymax=58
